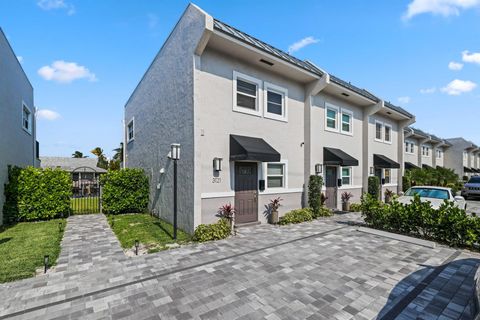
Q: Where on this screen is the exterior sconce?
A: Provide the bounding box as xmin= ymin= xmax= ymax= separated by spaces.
xmin=370 ymin=167 xmax=374 ymax=175
xmin=213 ymin=157 xmax=223 ymax=171
xmin=315 ymin=163 xmax=322 ymax=175
xmin=169 ymin=143 xmax=181 ymax=160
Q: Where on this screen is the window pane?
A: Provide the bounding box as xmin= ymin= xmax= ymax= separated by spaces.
xmin=267 ymin=164 xmax=283 ymax=175
xmin=267 ymin=91 xmax=282 ymax=105
xmin=237 ymin=93 xmax=256 ymax=110
xmin=267 ymin=102 xmax=282 ymax=115
xmin=327 ymin=109 xmax=336 ymax=119
xmin=237 ymin=79 xmax=256 ymax=96
xmin=327 ymin=118 xmax=336 ymax=129
xmin=342 ymin=168 xmax=350 ymax=177
xmin=385 ymin=127 xmax=391 ymax=141
xmin=342 ymin=113 xmax=350 ymax=123
xmin=376 ymin=123 xmax=382 ymax=139
xmin=267 ymin=176 xmax=283 ymax=188
xmin=342 ymin=122 xmax=350 ymax=132
xmin=342 ymin=177 xmax=350 ymax=185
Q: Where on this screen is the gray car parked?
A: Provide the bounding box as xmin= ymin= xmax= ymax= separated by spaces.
xmin=462 ymin=176 xmax=480 ymax=200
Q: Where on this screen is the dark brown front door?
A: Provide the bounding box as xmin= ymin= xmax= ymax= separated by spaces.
xmin=234 ymin=162 xmax=258 ymax=224
xmin=325 ymin=166 xmax=337 ymax=209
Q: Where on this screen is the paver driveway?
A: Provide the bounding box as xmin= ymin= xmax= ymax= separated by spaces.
xmin=0 ymin=213 xmax=479 ymax=320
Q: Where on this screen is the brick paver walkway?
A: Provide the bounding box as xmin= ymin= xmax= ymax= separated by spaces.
xmin=0 ymin=213 xmax=479 ymax=319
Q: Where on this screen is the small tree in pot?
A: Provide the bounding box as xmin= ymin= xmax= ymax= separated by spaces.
xmin=341 ymin=192 xmax=353 ymax=212
xmin=218 ymin=203 xmax=236 ymax=235
xmin=384 ymin=189 xmax=394 ymax=204
xmin=268 ymin=197 xmax=283 ymax=224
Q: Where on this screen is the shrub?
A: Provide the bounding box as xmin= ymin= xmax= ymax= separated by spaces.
xmin=308 ymin=175 xmax=323 ymax=216
xmin=349 ymin=203 xmax=362 ymax=212
xmin=193 ymin=218 xmax=231 ymax=242
xmin=360 ymin=193 xmax=480 ymax=249
xmin=368 ymin=176 xmax=380 ymax=199
xmin=217 ymin=203 xmax=235 ymax=219
xmin=402 ymin=176 xmax=411 ymax=192
xmin=279 ymin=208 xmax=313 ymax=225
xmin=101 ymin=168 xmax=149 ymax=214
xmin=17 ymin=167 xmax=72 ymax=221
xmin=2 ymin=166 xmax=23 ymax=224
xmin=317 ymin=206 xmax=333 ymax=217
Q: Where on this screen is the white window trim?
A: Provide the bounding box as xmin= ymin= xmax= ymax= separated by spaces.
xmin=340 ymin=109 xmax=353 ymax=136
xmin=22 ymin=102 xmax=32 ymax=135
xmin=422 ymin=145 xmax=431 ymax=157
xmin=325 ymin=103 xmax=340 ymax=133
xmin=384 ymin=123 xmax=392 ymax=144
xmin=374 ymin=120 xmax=383 ymax=142
xmin=127 ymin=117 xmax=134 ymax=143
xmin=340 ymin=166 xmax=353 ymax=186
xmin=263 ymin=160 xmax=288 ymax=191
xmin=384 ymin=168 xmax=392 ymax=184
xmin=232 ymin=71 xmax=262 ymax=117
xmin=263 ymin=82 xmax=288 ymax=122
xmin=405 ymin=141 xmax=415 ymax=154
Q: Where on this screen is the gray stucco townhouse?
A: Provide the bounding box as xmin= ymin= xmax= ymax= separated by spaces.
xmin=0 ymin=28 xmax=38 ymax=224
xmin=403 ymin=127 xmax=451 ymax=171
xmin=444 ymin=138 xmax=480 ymax=178
xmin=124 ymin=4 xmax=414 ymax=233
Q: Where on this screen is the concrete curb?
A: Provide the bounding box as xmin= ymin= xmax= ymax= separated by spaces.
xmin=357 ymin=227 xmax=436 ymax=249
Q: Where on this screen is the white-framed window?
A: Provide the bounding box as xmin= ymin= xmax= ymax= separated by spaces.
xmin=22 ymin=103 xmax=32 ymax=134
xmin=405 ymin=141 xmax=414 ymax=154
xmin=341 ymin=110 xmax=353 ymax=135
xmin=233 ymin=71 xmax=262 ymax=116
xmin=384 ymin=124 xmax=392 ymax=143
xmin=325 ymin=104 xmax=339 ymax=132
xmin=422 ymin=145 xmax=430 ymax=157
xmin=384 ymin=169 xmax=391 ymax=184
xmin=341 ymin=167 xmax=352 ymax=185
xmin=264 ymin=82 xmax=287 ymax=121
xmin=375 ymin=121 xmax=383 ymax=141
xmin=127 ymin=118 xmax=134 ymax=142
xmin=437 ymin=150 xmax=442 ymax=158
xmin=266 ymin=162 xmax=286 ymax=188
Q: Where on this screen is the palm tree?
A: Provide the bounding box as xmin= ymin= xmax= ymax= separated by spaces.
xmin=72 ymin=151 xmax=85 ymax=158
xmin=90 ymin=147 xmax=108 ymax=170
xmin=112 ymin=143 xmax=124 ymax=162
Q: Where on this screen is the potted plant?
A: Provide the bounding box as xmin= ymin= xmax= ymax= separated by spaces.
xmin=218 ymin=203 xmax=236 ymax=234
xmin=384 ymin=189 xmax=394 ymax=204
xmin=341 ymin=192 xmax=353 ymax=211
xmin=269 ymin=197 xmax=283 ymax=224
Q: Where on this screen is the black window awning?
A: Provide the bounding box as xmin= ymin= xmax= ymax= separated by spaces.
xmin=374 ymin=154 xmax=400 ymax=169
xmin=422 ymin=164 xmax=433 ymax=169
xmin=230 ymin=135 xmax=280 ymax=162
xmin=323 ymin=147 xmax=359 ymax=166
xmin=464 ymin=166 xmax=474 ymax=173
xmin=405 ymin=162 xmax=419 ymax=170
xmin=472 ymin=168 xmax=480 ymax=173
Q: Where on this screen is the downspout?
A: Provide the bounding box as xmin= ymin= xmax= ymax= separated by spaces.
xmin=398 ymin=117 xmax=416 ymax=193
xmin=362 ymin=100 xmax=383 ymax=194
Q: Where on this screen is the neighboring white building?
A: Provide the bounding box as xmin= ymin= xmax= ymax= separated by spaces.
xmin=124 ymin=4 xmax=414 ymax=232
xmin=444 ymin=138 xmax=480 ymax=178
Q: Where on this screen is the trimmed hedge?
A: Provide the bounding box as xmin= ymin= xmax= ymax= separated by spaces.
xmin=101 ymin=168 xmax=149 ymax=214
xmin=361 ymin=193 xmax=480 ymax=248
xmin=308 ymin=175 xmax=323 ymax=217
xmin=2 ymin=166 xmax=23 ymax=224
xmin=279 ymin=208 xmax=314 ymax=225
xmin=368 ymin=176 xmax=380 ymax=199
xmin=193 ymin=218 xmax=231 ymax=242
xmin=16 ymin=167 xmax=71 ymax=221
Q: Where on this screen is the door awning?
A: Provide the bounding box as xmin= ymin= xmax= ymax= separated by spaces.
xmin=374 ymin=154 xmax=400 ymax=169
xmin=230 ymin=135 xmax=280 ymax=162
xmin=464 ymin=166 xmax=474 ymax=173
xmin=323 ymin=147 xmax=359 ymax=166
xmin=422 ymin=164 xmax=433 ymax=170
xmin=472 ymin=168 xmax=480 ymax=173
xmin=405 ymin=162 xmax=419 ymax=170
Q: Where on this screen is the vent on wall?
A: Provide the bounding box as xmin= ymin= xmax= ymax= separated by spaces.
xmin=260 ymin=59 xmax=274 ymax=66
xmin=341 ymin=92 xmax=350 ymax=97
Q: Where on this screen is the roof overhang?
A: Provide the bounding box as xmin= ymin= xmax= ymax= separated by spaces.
xmin=323 ymin=82 xmax=377 ymax=107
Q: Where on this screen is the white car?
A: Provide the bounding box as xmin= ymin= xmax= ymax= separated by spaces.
xmin=397 ymin=186 xmax=467 ymax=210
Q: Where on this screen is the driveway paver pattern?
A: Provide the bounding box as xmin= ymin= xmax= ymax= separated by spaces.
xmin=0 ymin=213 xmax=479 ymax=320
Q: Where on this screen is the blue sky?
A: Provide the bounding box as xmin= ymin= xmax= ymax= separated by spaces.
xmin=1 ymin=0 xmax=479 ymax=158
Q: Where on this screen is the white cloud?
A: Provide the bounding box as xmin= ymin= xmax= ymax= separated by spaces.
xmin=462 ymin=50 xmax=480 ymax=64
xmin=38 ymin=60 xmax=97 ymax=83
xmin=441 ymin=79 xmax=477 ymax=95
xmin=420 ymin=87 xmax=437 ymax=94
xmin=37 ymin=0 xmax=75 ymax=15
xmin=403 ymin=0 xmax=480 ymax=20
xmin=398 ymin=96 xmax=411 ymax=104
xmin=448 ymin=61 xmax=464 ymax=70
xmin=36 ymin=109 xmax=61 ymax=120
xmin=17 ymin=56 xmax=23 ymax=63
xmin=288 ymin=36 xmax=320 ymax=54
xmin=147 ymin=13 xmax=159 ymax=29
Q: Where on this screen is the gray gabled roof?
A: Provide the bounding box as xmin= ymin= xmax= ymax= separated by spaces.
xmin=40 ymin=157 xmax=107 ymax=173
xmin=213 ymin=18 xmax=413 ymax=119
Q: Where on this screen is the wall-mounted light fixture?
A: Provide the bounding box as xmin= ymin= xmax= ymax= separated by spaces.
xmin=315 ymin=163 xmax=323 ymax=175
xmin=213 ymin=157 xmax=223 ymax=171
xmin=370 ymin=167 xmax=374 ymax=175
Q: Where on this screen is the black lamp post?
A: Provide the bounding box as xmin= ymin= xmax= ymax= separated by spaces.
xmin=44 ymin=255 xmax=49 ymax=274
xmin=134 ymin=239 xmax=139 ymax=256
xmin=170 ymin=143 xmax=181 ymax=240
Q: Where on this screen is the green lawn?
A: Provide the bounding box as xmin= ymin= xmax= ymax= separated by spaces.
xmin=71 ymin=197 xmax=100 ymax=214
xmin=0 ymin=219 xmax=66 ymax=283
xmin=107 ymin=214 xmax=190 ymax=253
